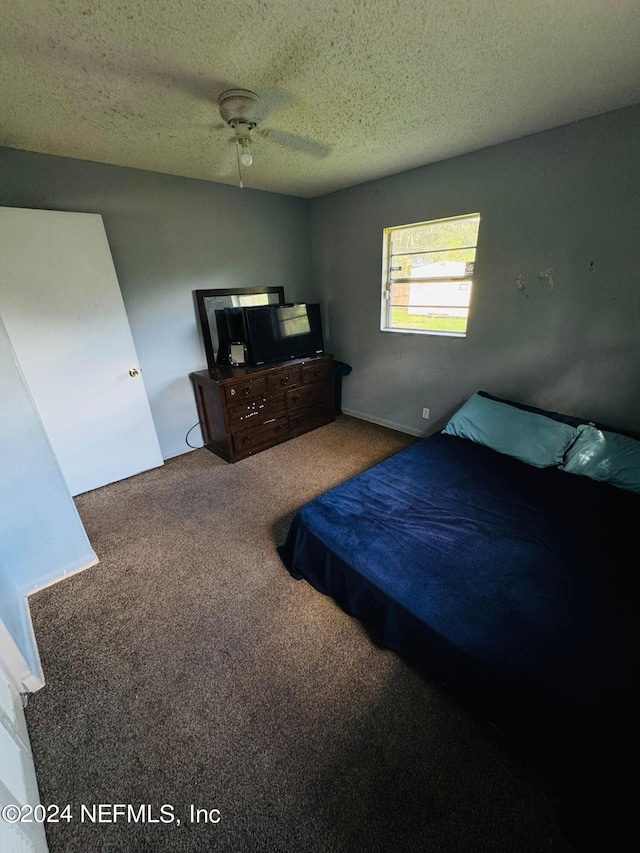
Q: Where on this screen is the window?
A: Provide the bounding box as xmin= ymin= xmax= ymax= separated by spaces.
xmin=381 ymin=212 xmax=481 ymax=336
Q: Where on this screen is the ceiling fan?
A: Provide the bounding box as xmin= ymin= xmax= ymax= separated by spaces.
xmin=218 ymin=88 xmax=260 ymax=175
xmin=216 ymin=87 xmax=329 ymax=187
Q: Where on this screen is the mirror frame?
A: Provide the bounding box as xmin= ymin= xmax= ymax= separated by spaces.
xmin=195 ymin=286 xmax=285 ymax=370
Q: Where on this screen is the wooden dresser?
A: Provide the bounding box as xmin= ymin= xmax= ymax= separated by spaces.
xmin=189 ymin=354 xmax=335 ymax=462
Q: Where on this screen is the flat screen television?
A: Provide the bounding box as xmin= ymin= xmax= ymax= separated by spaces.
xmin=244 ymin=303 xmax=325 ymax=365
xmin=215 ymin=303 xmax=324 ymax=366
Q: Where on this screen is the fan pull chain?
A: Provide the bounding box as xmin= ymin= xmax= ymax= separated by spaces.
xmin=236 ymin=142 xmax=244 ymax=189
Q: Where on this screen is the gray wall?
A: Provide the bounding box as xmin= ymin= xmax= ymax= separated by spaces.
xmin=0 ymin=317 xmax=96 ymax=676
xmin=0 ymin=150 xmax=313 ymax=458
xmin=311 ymin=106 xmax=640 ymax=435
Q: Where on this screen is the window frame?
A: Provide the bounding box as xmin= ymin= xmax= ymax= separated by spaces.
xmin=380 ymin=212 xmax=480 ymax=338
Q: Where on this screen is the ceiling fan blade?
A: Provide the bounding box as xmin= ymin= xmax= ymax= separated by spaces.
xmin=10 ymin=27 xmax=236 ymax=105
xmin=262 ymin=128 xmax=330 ymax=159
xmin=207 ymin=138 xmax=239 ymax=176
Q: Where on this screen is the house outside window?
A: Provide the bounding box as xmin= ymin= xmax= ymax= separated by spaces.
xmin=381 ymin=212 xmax=481 ymax=336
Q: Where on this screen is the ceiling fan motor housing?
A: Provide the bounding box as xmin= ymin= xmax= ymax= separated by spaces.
xmin=219 ymin=89 xmax=260 ymax=130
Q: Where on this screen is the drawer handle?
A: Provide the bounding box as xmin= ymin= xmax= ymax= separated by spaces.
xmin=313 ymin=368 xmax=320 ymax=375
xmin=230 ymin=388 xmax=236 ymax=396
xmin=243 ymin=387 xmax=251 ymax=395
xmin=295 ymin=416 xmax=303 ymax=424
xmin=241 ymin=435 xmax=251 ymax=444
xmin=280 ymin=376 xmax=290 ymax=385
xmin=291 ymin=394 xmax=300 ymax=402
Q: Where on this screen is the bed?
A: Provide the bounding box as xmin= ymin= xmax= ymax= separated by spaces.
xmin=278 ymin=391 xmax=638 ymax=837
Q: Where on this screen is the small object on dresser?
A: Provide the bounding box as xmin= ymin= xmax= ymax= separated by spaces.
xmin=229 ymin=342 xmax=247 ymax=366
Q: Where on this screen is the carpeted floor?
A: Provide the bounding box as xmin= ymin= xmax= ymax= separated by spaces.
xmin=24 ymin=416 xmax=577 ymax=852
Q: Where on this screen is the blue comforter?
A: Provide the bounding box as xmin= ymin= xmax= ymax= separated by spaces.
xmin=279 ymin=432 xmax=635 ymax=758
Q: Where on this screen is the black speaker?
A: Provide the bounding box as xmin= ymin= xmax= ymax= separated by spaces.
xmin=215 ymin=308 xmax=249 ymax=365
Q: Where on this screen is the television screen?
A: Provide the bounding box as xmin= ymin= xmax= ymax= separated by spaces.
xmin=244 ymin=303 xmax=324 ymax=365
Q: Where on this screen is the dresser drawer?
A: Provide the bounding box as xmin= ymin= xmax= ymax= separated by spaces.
xmin=286 ymin=379 xmax=332 ymax=412
xmin=289 ymin=401 xmax=334 ymax=433
xmin=232 ymin=417 xmax=289 ymax=455
xmin=227 ymin=393 xmax=286 ymax=431
xmin=224 ymin=376 xmax=268 ymax=405
xmin=190 ymin=355 xmax=334 ymax=463
xmin=267 ymin=365 xmax=303 ymax=391
xmin=301 ymin=360 xmax=332 ymax=384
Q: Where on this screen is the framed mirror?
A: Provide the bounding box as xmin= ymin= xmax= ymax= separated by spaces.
xmin=195 ymin=286 xmax=285 ymax=369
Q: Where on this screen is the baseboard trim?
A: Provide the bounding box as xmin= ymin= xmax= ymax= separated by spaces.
xmin=10 ymin=554 xmax=100 ymax=692
xmin=24 ymin=553 xmax=99 ymax=598
xmin=0 ymin=616 xmax=44 ymax=693
xmin=340 ymin=408 xmax=427 ymax=438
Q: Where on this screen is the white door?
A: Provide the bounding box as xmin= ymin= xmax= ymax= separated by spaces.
xmin=0 ymin=207 xmax=163 ymax=496
xmin=0 ymin=659 xmax=49 ymax=853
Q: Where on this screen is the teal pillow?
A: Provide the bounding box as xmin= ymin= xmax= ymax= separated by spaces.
xmin=442 ymin=393 xmax=578 ymax=468
xmin=561 ymin=424 xmax=640 ymax=494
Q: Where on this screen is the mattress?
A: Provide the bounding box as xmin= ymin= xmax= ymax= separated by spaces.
xmin=279 ymin=432 xmax=635 ymax=762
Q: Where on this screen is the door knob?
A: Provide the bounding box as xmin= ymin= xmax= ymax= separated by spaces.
xmin=129 ymin=368 xmax=139 ymax=377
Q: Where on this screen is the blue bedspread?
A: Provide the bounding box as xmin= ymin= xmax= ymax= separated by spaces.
xmin=279 ymin=433 xmax=635 ymax=759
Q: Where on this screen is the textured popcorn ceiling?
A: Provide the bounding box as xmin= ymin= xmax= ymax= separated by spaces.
xmin=1 ymin=0 xmax=639 ymax=198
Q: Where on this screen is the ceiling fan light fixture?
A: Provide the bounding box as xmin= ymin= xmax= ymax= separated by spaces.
xmin=218 ymin=89 xmax=260 ymax=186
xmin=232 ymin=120 xmax=254 ymax=167
xmin=239 ymin=141 xmax=253 ymax=167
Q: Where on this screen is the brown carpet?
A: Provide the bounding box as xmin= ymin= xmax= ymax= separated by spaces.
xmin=24 ymin=416 xmax=575 ymax=852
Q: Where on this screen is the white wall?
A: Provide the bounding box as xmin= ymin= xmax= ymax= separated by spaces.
xmin=0 ymin=317 xmax=97 ymax=684
xmin=0 ymin=556 xmax=40 ymax=686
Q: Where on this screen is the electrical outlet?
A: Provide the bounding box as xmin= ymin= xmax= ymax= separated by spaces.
xmin=422 ymin=407 xmax=430 ymax=420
